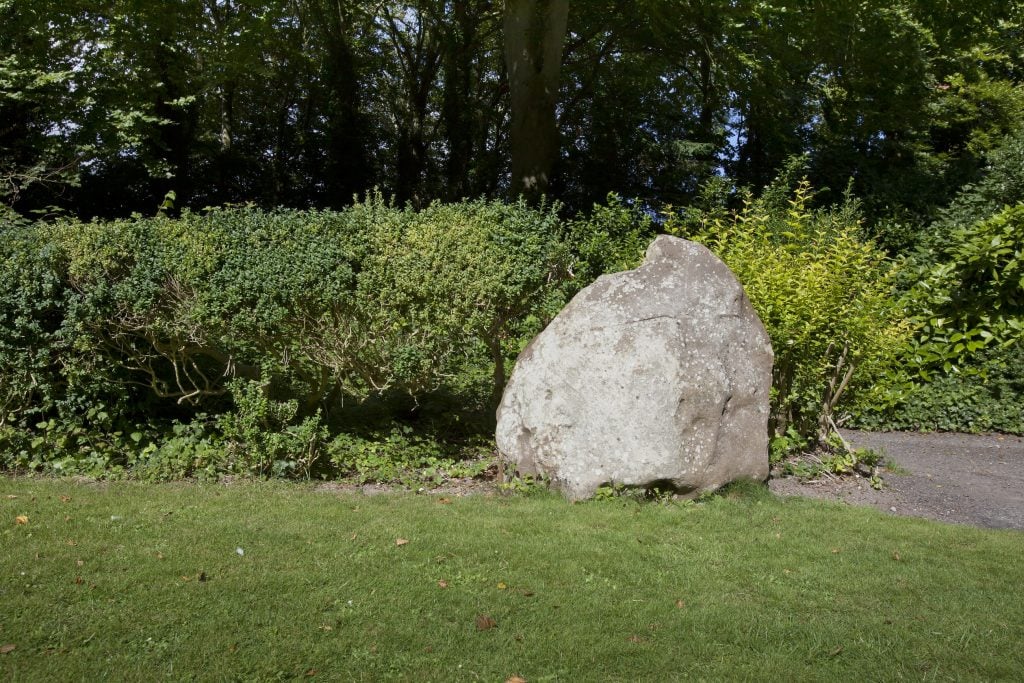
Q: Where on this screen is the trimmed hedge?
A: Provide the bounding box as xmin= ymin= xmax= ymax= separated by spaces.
xmin=1 ymin=196 xmax=623 ymax=475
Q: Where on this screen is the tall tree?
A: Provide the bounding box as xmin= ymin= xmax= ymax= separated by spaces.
xmin=439 ymin=0 xmax=504 ymax=200
xmin=4 ymin=0 xmax=1021 ymax=226
xmin=557 ymin=0 xmax=738 ymax=209
xmin=0 ymin=0 xmax=84 ymax=210
xmin=301 ymin=0 xmax=372 ymax=206
xmin=503 ymin=0 xmax=569 ymax=202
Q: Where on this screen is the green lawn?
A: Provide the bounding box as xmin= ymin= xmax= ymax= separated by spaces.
xmin=1 ymin=479 xmax=1022 ymax=682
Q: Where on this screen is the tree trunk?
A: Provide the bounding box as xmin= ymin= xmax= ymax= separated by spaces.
xmin=304 ymin=0 xmax=370 ymax=206
xmin=152 ymin=43 xmax=197 ymax=210
xmin=220 ymin=83 xmax=234 ymax=150
xmin=442 ymin=0 xmax=476 ymax=200
xmin=503 ymin=0 xmax=569 ymax=203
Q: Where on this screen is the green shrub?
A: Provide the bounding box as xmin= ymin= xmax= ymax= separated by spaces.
xmin=126 ymin=417 xmax=223 ymax=481
xmin=353 ymin=197 xmax=571 ymax=404
xmin=665 ymin=180 xmax=910 ymax=443
xmin=848 ymin=130 xmax=1024 ymax=434
xmin=0 ymin=409 xmax=163 ymax=478
xmin=50 ymin=196 xmax=573 ymax=410
xmin=901 ymin=203 xmax=1023 ymax=378
xmin=1 ymin=197 xmax=584 ymax=477
xmin=217 ymin=378 xmax=330 ymax=478
xmin=852 ymin=202 xmax=1023 ymax=435
xmin=0 ymin=220 xmax=85 ymax=426
xmin=925 ymin=127 xmax=1024 ymax=245
xmin=327 ymin=426 xmax=491 ymax=486
xmin=565 ymin=194 xmax=655 ymax=280
xmin=48 ymin=206 xmax=366 ymax=410
xmin=854 ymin=333 xmax=1024 ymax=434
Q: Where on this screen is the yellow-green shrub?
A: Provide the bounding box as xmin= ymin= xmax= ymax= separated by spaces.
xmin=665 ymin=181 xmax=910 ymax=443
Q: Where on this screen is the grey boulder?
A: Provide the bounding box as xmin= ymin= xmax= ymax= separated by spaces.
xmin=496 ymin=235 xmax=773 ymax=501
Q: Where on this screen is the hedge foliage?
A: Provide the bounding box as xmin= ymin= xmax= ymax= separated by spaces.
xmin=3 ymin=188 xmax=1020 ymax=480
xmin=854 ymin=344 xmax=1024 ymax=434
xmin=1 ymin=197 xmax=596 ymax=474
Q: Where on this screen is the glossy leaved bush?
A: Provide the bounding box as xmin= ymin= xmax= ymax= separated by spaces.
xmin=853 ymin=131 xmax=1024 ymax=434
xmin=853 ymin=202 xmax=1024 ymax=434
xmin=902 ymin=203 xmax=1023 ymax=378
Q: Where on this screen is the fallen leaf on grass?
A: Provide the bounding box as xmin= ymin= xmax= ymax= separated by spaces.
xmin=675 ymin=599 xmax=686 ymax=609
xmin=829 ymin=646 xmax=844 ymax=657
xmin=506 ymin=677 xmax=527 ymax=683
xmin=5 ymin=495 xmax=17 ymax=499
xmin=395 ymin=538 xmax=409 ymax=547
xmin=475 ymin=615 xmax=497 ymax=631
xmin=0 ymin=644 xmax=15 ymax=654
xmin=831 ymin=548 xmax=841 ymax=554
xmin=496 ymin=582 xmax=507 ymax=590
xmin=304 ymin=668 xmax=317 ymax=677
xmin=66 ymin=539 xmax=77 ymax=546
xmin=74 ymin=576 xmax=83 ymax=585
xmin=349 ymin=533 xmax=357 ymax=541
xmin=437 ymin=580 xmax=449 ymax=589
xmin=627 ymin=635 xmax=646 ymax=644
xmin=15 ymin=515 xmax=28 ymax=525
xmin=60 ymin=495 xmax=71 ymax=503
xmin=892 ymin=551 xmax=901 ymax=562
xmin=438 ymin=498 xmax=452 ymax=505
xmin=76 ymin=559 xmax=84 ymax=567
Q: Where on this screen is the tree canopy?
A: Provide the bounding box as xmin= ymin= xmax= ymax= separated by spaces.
xmin=2 ymin=0 xmax=1022 ymax=235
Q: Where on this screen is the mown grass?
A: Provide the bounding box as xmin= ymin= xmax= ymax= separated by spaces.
xmin=1 ymin=478 xmax=1022 ymax=682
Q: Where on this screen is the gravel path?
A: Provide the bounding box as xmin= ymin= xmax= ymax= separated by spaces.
xmin=768 ymin=430 xmax=1024 ymax=530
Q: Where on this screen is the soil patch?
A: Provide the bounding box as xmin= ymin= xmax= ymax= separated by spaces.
xmin=769 ymin=430 xmax=1024 ymax=530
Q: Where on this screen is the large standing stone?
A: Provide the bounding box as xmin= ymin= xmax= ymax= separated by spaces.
xmin=496 ymin=235 xmax=773 ymax=501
